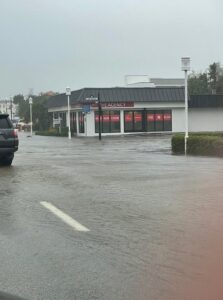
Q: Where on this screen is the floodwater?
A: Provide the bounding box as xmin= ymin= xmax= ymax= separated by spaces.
xmin=0 ymin=132 xmax=223 ymax=300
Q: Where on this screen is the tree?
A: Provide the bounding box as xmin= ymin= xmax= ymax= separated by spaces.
xmin=188 ymin=62 xmax=223 ymax=94
xmin=13 ymin=93 xmax=51 ymax=130
xmin=32 ymin=95 xmax=49 ymax=131
xmin=13 ymin=94 xmax=29 ymax=121
xmin=208 ymin=62 xmax=223 ymax=94
xmin=188 ymin=72 xmax=209 ymax=95
xmin=209 ymin=63 xmax=218 ymax=94
xmin=13 ymin=94 xmax=24 ymax=105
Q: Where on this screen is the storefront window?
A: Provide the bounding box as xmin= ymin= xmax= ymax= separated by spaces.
xmin=102 ymin=110 xmax=110 ymax=133
xmin=163 ymin=111 xmax=172 ymax=131
xmin=59 ymin=112 xmax=66 ymax=128
xmin=95 ymin=111 xmax=120 ymax=133
xmin=155 ymin=112 xmax=164 ymax=131
xmin=48 ymin=113 xmax=53 ymax=128
xmin=134 ymin=112 xmax=143 ymax=131
xmin=78 ymin=112 xmax=85 ymax=133
xmin=147 ymin=111 xmax=155 ymax=132
xmin=70 ymin=112 xmax=77 ymax=133
xmin=110 ymin=111 xmax=120 ymax=133
xmin=125 ymin=110 xmax=172 ymax=132
xmin=124 ymin=111 xmax=143 ymax=132
xmin=124 ymin=111 xmax=133 ymax=132
xmin=95 ymin=112 xmax=99 ymax=133
xmin=54 ymin=112 xmax=59 ymax=119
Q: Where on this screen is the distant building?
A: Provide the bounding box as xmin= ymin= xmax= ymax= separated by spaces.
xmin=125 ymin=75 xmax=184 ymax=87
xmin=0 ymin=99 xmax=18 ymax=118
xmin=150 ymin=78 xmax=184 ymax=87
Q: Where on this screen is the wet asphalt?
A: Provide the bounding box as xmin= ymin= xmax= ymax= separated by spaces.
xmin=1 ymin=132 xmax=223 ymax=300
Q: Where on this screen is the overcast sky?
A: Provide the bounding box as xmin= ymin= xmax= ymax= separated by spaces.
xmin=0 ymin=0 xmax=222 ymax=96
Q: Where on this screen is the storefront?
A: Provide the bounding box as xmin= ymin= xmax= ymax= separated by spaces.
xmin=47 ymin=87 xmax=223 ymax=137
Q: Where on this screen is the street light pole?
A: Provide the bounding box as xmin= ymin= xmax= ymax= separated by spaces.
xmin=66 ymin=87 xmax=71 ymax=139
xmin=181 ymin=57 xmax=191 ymax=155
xmin=29 ymin=97 xmax=33 ymax=137
xmin=98 ymin=92 xmax=102 ymax=141
xmin=5 ymin=98 xmax=8 ymax=114
xmin=10 ymin=96 xmax=13 ymax=120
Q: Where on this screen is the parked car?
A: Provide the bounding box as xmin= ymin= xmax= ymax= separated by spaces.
xmin=0 ymin=114 xmax=19 ymax=166
xmin=0 ymin=290 xmax=27 ymax=300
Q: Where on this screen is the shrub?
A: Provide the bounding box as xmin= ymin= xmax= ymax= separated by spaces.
xmin=172 ymin=133 xmax=223 ymax=157
xmin=35 ymin=127 xmax=69 ymax=137
xmin=171 ymin=134 xmax=185 ymax=154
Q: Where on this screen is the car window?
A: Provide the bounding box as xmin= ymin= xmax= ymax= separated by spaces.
xmin=0 ymin=118 xmax=12 ymax=129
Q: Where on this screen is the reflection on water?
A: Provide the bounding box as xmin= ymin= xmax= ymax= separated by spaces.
xmin=1 ymin=133 xmax=223 ymax=299
xmin=0 ymin=167 xmax=20 ymax=235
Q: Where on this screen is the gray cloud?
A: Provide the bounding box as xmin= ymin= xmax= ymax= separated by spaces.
xmin=0 ymin=0 xmax=222 ymax=96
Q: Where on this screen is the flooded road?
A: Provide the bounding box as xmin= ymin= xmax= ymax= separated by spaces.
xmin=1 ymin=133 xmax=223 ymax=300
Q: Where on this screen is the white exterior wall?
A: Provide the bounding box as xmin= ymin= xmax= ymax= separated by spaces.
xmin=189 ymin=108 xmax=223 ymax=132
xmin=85 ymin=112 xmax=95 ymax=137
xmin=120 ymin=110 xmax=124 ymax=134
xmin=167 ymin=107 xmax=223 ymax=133
xmin=76 ymin=112 xmax=79 ymax=134
xmin=0 ymin=101 xmax=18 ymax=118
xmin=133 ymin=102 xmax=184 ymax=109
xmin=172 ymin=108 xmax=185 ymax=132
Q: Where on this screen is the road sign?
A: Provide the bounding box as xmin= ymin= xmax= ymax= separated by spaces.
xmin=53 ymin=118 xmax=61 ymax=125
xmin=82 ymin=104 xmax=91 ymax=113
xmin=85 ymin=97 xmax=98 ymax=101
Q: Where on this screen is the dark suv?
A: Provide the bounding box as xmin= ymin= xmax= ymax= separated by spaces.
xmin=0 ymin=114 xmax=19 ymax=166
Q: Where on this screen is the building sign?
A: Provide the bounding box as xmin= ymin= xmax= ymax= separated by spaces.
xmin=53 ymin=118 xmax=61 ymax=125
xmin=82 ymin=104 xmax=91 ymax=113
xmin=92 ymin=102 xmax=134 ymax=108
xmin=85 ymin=97 xmax=98 ymax=101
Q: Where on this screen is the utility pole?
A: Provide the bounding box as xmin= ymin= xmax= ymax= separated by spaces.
xmin=181 ymin=57 xmax=191 ymax=155
xmin=66 ymin=87 xmax=71 ymax=139
xmin=10 ymin=97 xmax=13 ymax=119
xmin=98 ymin=92 xmax=102 ymax=141
xmin=29 ymin=97 xmax=33 ymax=137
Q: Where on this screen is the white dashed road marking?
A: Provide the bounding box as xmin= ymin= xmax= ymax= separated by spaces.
xmin=40 ymin=201 xmax=90 ymax=232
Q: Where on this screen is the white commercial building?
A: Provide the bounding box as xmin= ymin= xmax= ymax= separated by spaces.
xmin=0 ymin=99 xmax=18 ymax=119
xmin=47 ymin=87 xmax=223 ymax=137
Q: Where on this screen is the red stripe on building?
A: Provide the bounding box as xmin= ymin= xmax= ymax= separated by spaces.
xmin=155 ymin=114 xmax=163 ymax=121
xmin=164 ymin=113 xmax=172 ymax=121
xmin=111 ymin=115 xmax=120 ymax=122
xmin=134 ymin=114 xmax=142 ymax=122
xmin=147 ymin=114 xmax=155 ymax=121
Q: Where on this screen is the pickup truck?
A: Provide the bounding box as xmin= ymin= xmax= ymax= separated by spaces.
xmin=0 ymin=114 xmax=19 ymax=166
